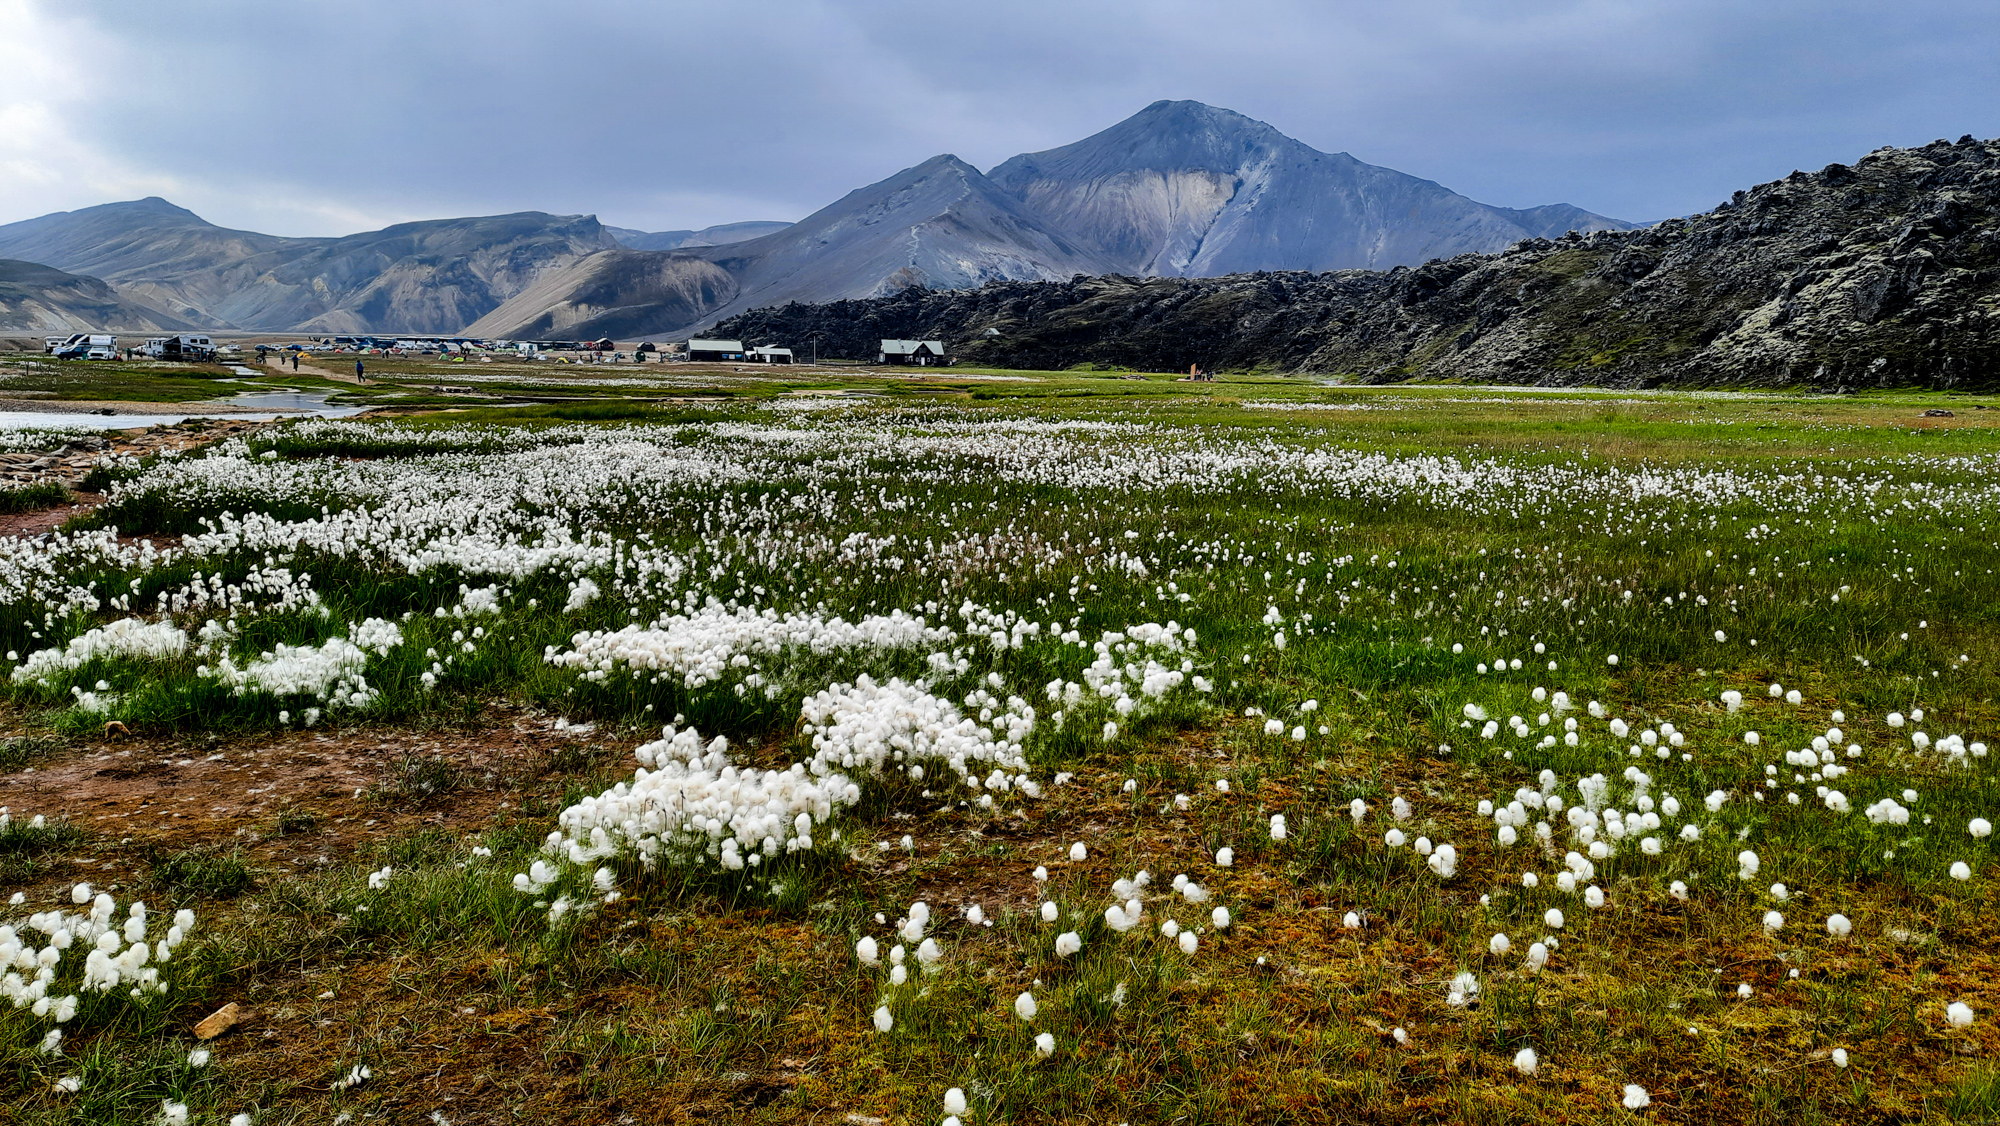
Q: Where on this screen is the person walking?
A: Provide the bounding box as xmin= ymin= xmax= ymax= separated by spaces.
xmin=290 ymin=352 xmax=299 ymax=372
xmin=354 ymin=358 xmax=365 ymax=382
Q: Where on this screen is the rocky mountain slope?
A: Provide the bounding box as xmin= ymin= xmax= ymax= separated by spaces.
xmin=0 ymin=200 xmax=621 ymax=333
xmin=0 ymin=258 xmax=194 ymax=333
xmin=679 ymin=155 xmax=1118 ymax=327
xmin=464 ymin=250 xmax=738 ymax=340
xmin=605 ymin=221 xmax=792 ymax=251
xmin=713 ymin=135 xmax=2000 ymax=391
xmin=233 ymin=212 xmax=621 ymax=334
xmin=989 ymin=101 xmax=1634 ymax=277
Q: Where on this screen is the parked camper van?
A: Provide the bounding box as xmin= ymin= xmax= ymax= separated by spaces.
xmin=53 ymin=334 xmax=116 ymax=360
xmin=159 ymin=334 xmax=215 ymax=362
xmin=46 ymin=333 xmax=87 ymax=355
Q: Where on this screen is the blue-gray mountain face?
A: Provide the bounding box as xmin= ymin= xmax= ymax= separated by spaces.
xmin=989 ymin=101 xmax=1633 ymax=275
xmin=0 ymin=102 xmax=1630 ymax=335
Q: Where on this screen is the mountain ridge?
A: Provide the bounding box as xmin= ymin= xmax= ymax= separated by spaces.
xmin=0 ymin=101 xmax=1637 ymax=335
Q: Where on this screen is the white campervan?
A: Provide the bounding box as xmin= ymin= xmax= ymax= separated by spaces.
xmin=54 ymin=334 xmax=116 ymax=360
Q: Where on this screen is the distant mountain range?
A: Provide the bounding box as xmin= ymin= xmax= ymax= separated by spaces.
xmin=713 ymin=135 xmax=2000 ymax=391
xmin=0 ymin=101 xmax=1633 ymax=337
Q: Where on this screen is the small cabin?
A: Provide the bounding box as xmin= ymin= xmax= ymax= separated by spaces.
xmin=749 ymin=346 xmax=794 ymax=364
xmin=686 ymin=339 xmax=746 ymax=362
xmin=879 ymin=339 xmax=948 ymax=366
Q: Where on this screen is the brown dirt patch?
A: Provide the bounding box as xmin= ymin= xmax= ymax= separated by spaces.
xmin=0 ymin=709 xmax=626 ymax=896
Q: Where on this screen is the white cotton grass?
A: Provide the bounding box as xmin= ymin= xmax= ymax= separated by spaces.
xmin=872 ymin=1005 xmax=893 ymax=1033
xmin=1826 ymin=913 xmax=1852 ymax=937
xmin=1524 ymin=942 xmax=1549 ymax=973
xmin=1035 ymin=1031 xmax=1055 ymax=1057
xmin=1014 ymin=991 xmax=1038 ymax=1021
xmin=1513 ymin=1046 xmax=1538 ymax=1076
xmin=944 ymin=1087 xmax=967 ymax=1116
xmin=1947 ymin=1001 xmax=1975 ymax=1028
xmin=1622 ymin=1084 xmax=1650 ymax=1109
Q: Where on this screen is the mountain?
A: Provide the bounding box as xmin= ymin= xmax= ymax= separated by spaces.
xmin=605 ymin=221 xmax=793 ymax=251
xmin=465 ymin=250 xmax=738 ymax=340
xmin=0 ymin=201 xmax=620 ymax=332
xmin=229 ymin=212 xmax=620 ymax=334
xmin=711 ymin=135 xmax=2000 ymax=391
xmin=987 ymin=100 xmax=1634 ymax=276
xmin=678 ymin=154 xmax=1117 ymax=325
xmin=0 ymin=197 xmax=308 ymax=325
xmin=0 ymin=259 xmax=195 ymax=333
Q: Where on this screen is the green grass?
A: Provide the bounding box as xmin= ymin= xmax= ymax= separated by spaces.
xmin=0 ymin=358 xmax=242 ymax=402
xmin=146 ymin=845 xmax=257 ymax=902
xmin=0 ymin=481 xmax=70 ymax=513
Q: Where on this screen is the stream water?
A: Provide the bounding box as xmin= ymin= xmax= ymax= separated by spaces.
xmin=0 ymin=389 xmax=372 ymax=432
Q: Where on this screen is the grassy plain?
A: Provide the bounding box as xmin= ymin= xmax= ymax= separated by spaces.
xmin=0 ymin=367 xmax=1997 ymax=1124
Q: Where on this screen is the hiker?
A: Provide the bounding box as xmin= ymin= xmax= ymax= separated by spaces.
xmin=290 ymin=352 xmax=299 ymax=372
xmin=355 ymin=358 xmax=365 ymax=382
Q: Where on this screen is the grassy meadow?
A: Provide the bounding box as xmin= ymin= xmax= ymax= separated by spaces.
xmin=0 ymin=370 xmax=1996 ymax=1124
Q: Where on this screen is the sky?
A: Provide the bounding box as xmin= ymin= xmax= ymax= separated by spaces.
xmin=2 ymin=0 xmax=1996 ymax=237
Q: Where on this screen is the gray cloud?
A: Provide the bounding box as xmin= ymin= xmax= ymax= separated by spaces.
xmin=4 ymin=0 xmax=1998 ymax=236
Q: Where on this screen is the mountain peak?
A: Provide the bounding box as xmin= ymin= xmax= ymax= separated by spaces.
xmin=96 ymin=196 xmax=209 ymax=225
xmin=989 ymin=101 xmax=1631 ymax=276
xmin=906 ymin=153 xmax=981 ymax=177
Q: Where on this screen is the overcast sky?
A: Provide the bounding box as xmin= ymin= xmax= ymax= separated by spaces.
xmin=2 ymin=0 xmax=1996 ymax=237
